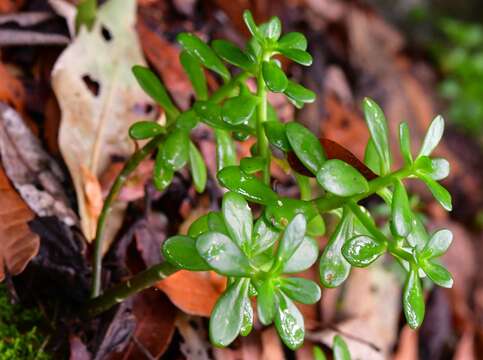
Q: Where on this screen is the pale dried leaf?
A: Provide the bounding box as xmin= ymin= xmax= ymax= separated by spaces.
xmin=176 ymin=314 xmax=211 ymax=360
xmin=308 ymin=265 xmax=400 ymax=359
xmin=0 ymin=102 xmax=77 ymax=226
xmin=52 ymin=0 xmax=153 ymax=246
xmin=0 ymin=166 xmax=39 ymax=281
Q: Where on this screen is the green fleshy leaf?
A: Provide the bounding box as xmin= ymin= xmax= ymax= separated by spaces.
xmin=153 ymin=148 xmax=174 ymax=191
xmin=319 ymin=212 xmax=353 ymax=288
xmin=162 ymin=235 xmax=210 ymax=271
xmin=217 ymin=166 xmax=279 ymax=204
xmin=364 ymin=138 xmax=381 ymax=175
xmin=180 ymin=50 xmax=208 ymax=100
xmin=252 ymin=217 xmax=279 ymax=255
xmin=215 ymin=129 xmax=237 ymax=171
xmin=316 ymin=159 xmax=369 ymax=197
xmin=333 ymin=335 xmax=351 ymax=360
xmin=260 ymin=16 xmax=282 ymax=41
xmin=362 ymin=98 xmax=392 ymax=174
xmin=240 ymin=295 xmax=253 ymax=336
xmin=342 ymin=235 xmax=385 ymax=267
xmin=416 ymin=156 xmax=450 ymax=181
xmin=406 ymin=214 xmax=429 ymax=251
xmin=403 ymin=265 xmax=425 ymax=329
xmin=196 ymin=232 xmax=252 ymax=276
xmin=313 ymin=346 xmax=327 ymax=360
xmin=129 ymin=121 xmax=164 ymax=140
xmin=222 ymin=95 xmax=258 ymax=125
xmin=279 ymin=48 xmax=313 ymax=66
xmin=132 ymin=65 xmax=178 ymax=119
xmin=264 ymin=121 xmax=291 ymax=151
xmin=278 ymin=32 xmax=307 ymax=50
xmin=175 ymin=110 xmax=198 ymax=130
xmin=284 ymin=81 xmax=316 ymax=104
xmin=274 ymin=291 xmax=305 ymax=350
xmin=240 ymin=156 xmax=266 ymax=174
xmin=419 ymin=115 xmax=444 ymax=157
xmin=222 ymin=192 xmax=252 ymax=253
xmin=209 ymin=278 xmax=248 ymax=347
xmin=257 ymin=279 xmax=275 ymax=325
xmin=212 ymin=39 xmax=254 ymax=71
xmin=243 ymin=10 xmax=262 ymax=40
xmin=265 ymin=198 xmax=318 ymax=230
xmin=307 ymin=214 xmax=326 ymax=237
xmin=161 ymin=129 xmax=189 ymax=170
xmin=280 ymin=277 xmax=321 ymax=304
xmin=187 ymin=214 xmax=210 ymax=238
xmin=282 ymin=236 xmax=319 ymax=274
xmin=419 ymin=229 xmax=453 ymax=259
xmin=177 ymin=32 xmax=230 ymax=81
xmin=275 ymin=214 xmax=306 ymax=266
xmin=418 ymin=173 xmax=452 ymax=211
xmin=286 ymin=122 xmax=326 ymax=175
xmin=391 ymin=180 xmax=413 ymax=237
xmin=189 ymin=141 xmax=207 ymax=193
xmin=420 ymin=260 xmax=453 ymax=288
xmin=399 ymin=122 xmax=413 ymax=165
xmin=262 ymin=61 xmax=288 ymax=93
xmin=208 ymin=212 xmax=229 ymax=234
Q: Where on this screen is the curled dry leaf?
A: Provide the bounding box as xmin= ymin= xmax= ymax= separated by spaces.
xmin=0 ymin=166 xmax=39 ymax=281
xmin=52 ymin=0 xmax=153 ymax=247
xmin=156 ymin=270 xmax=226 ymax=317
xmin=0 ymin=102 xmax=77 ymax=226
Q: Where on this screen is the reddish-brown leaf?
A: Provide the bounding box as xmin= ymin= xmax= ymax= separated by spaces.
xmin=0 ymin=166 xmax=39 ymax=281
xmin=0 ymin=63 xmax=25 ymax=113
xmin=156 ymin=270 xmax=226 ymax=317
xmin=110 ymin=290 xmax=176 ymax=360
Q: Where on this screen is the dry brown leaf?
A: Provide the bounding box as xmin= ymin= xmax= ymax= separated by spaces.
xmin=156 ymin=270 xmax=226 ymax=317
xmin=0 ymin=62 xmax=25 ymax=113
xmin=80 ymin=165 xmax=103 ymax=219
xmin=0 ymin=102 xmax=77 ymax=226
xmin=0 ymin=166 xmax=39 ymax=281
xmin=52 ymin=0 xmax=153 ymax=247
xmin=110 ymin=290 xmax=176 ymax=359
xmin=0 ymin=0 xmax=24 ymax=14
xmin=176 ymin=314 xmax=211 ymax=360
xmin=308 ymin=265 xmax=400 ymax=359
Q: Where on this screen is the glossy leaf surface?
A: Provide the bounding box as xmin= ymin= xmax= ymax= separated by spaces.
xmin=282 ymin=236 xmax=318 ymax=273
xmin=391 ymin=180 xmax=413 ymax=237
xmin=264 ymin=121 xmax=291 ymax=151
xmin=342 ymin=235 xmax=385 ymax=267
xmin=177 ymin=32 xmax=230 ymax=81
xmin=189 ymin=141 xmax=207 ymax=193
xmin=278 ymin=32 xmax=307 ymax=50
xmin=262 ymin=61 xmax=288 ymax=93
xmin=257 ymin=279 xmax=275 ymax=325
xmin=180 ymin=50 xmax=208 ymax=100
xmin=403 ymin=266 xmax=425 ymax=329
xmin=419 ymin=115 xmax=444 ymax=157
xmin=274 ymin=292 xmax=305 ymax=350
xmin=222 ymin=95 xmax=258 ymax=125
xmin=317 ymin=159 xmax=369 ymax=197
xmin=212 ymin=39 xmax=254 ymax=71
xmin=129 ymin=121 xmax=164 ymax=139
xmin=280 ymin=277 xmax=321 ymax=304
xmin=279 ymin=48 xmax=312 ymax=66
xmin=286 ymin=122 xmax=326 ymax=175
xmin=161 ymin=129 xmax=189 ymax=170
xmin=363 ymin=98 xmax=391 ymax=174
xmin=210 ymin=279 xmax=248 ymax=347
xmin=217 ymin=166 xmax=279 ymax=204
xmin=222 ymin=192 xmax=252 ymax=252
xmin=197 ymin=232 xmax=252 ymax=276
xmin=163 ymin=235 xmax=209 ymax=271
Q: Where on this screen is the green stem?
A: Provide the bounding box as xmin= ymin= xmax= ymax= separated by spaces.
xmin=86 ymin=262 xmax=178 ymax=317
xmin=256 ymin=64 xmax=270 ymax=184
xmin=346 ymin=200 xmax=387 ymax=245
xmin=90 ymin=72 xmax=250 ymax=298
xmin=91 ymin=134 xmax=165 ymax=298
xmin=295 ymin=173 xmax=311 ymax=201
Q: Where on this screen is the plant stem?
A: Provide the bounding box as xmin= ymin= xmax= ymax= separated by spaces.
xmin=295 ymin=173 xmax=311 ymax=201
xmin=256 ymin=64 xmax=270 ymax=184
xmin=86 ymin=262 xmax=178 ymax=317
xmin=91 ymin=135 xmax=165 ymax=298
xmin=346 ymin=200 xmax=387 ymax=245
xmin=90 ymin=72 xmax=250 ymax=298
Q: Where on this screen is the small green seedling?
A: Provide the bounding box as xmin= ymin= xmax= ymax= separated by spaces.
xmin=88 ymin=9 xmax=455 ymax=351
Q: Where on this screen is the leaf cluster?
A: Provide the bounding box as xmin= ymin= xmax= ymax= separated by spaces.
xmin=123 ymin=9 xmax=455 ymax=350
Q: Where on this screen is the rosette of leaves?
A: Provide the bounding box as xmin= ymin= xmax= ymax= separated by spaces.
xmin=162 ymin=192 xmax=320 ymax=349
